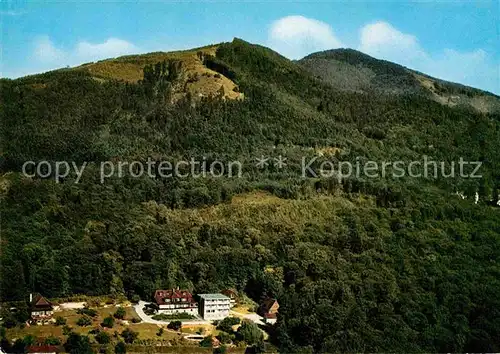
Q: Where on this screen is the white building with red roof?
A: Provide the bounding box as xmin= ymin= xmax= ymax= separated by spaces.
xmin=154 ymin=289 xmax=198 ymax=315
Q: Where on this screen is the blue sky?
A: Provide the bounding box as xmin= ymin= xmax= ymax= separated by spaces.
xmin=1 ymin=1 xmax=499 ymax=93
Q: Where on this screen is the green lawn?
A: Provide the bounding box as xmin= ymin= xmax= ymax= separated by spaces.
xmin=6 ymin=305 xmax=166 ymax=343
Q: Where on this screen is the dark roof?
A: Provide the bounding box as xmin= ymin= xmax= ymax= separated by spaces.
xmin=154 ymin=289 xmax=195 ymax=305
xmin=31 ymin=294 xmax=53 ymax=310
xmin=259 ymin=298 xmax=278 ymax=313
xmin=221 ymin=288 xmax=238 ymax=297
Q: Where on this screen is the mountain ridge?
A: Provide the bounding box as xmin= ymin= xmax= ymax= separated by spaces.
xmin=5 ymin=38 xmax=498 ymax=107
xmin=298 ymin=47 xmax=499 ymax=113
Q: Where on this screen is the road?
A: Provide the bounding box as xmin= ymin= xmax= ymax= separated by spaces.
xmin=133 ymin=301 xmax=209 ymax=325
xmin=133 ymin=301 xmax=267 ymax=327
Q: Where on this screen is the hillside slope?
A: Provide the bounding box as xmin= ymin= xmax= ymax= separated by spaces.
xmin=1 ymin=38 xmax=500 ymax=352
xmin=299 ymin=48 xmax=500 ymax=113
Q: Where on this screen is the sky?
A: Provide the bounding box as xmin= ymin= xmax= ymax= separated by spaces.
xmin=1 ymin=0 xmax=499 ymax=94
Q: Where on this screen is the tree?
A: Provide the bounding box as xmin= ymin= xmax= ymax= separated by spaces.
xmin=131 ymin=295 xmax=140 ymax=304
xmin=11 ymin=339 xmax=26 ymax=354
xmin=217 ymin=331 xmax=233 ymax=344
xmin=1 ymin=314 xmax=16 ymax=329
xmin=102 ymin=316 xmax=115 ymax=328
xmin=76 ymin=315 xmax=92 ymax=326
xmin=217 ymin=317 xmax=240 ymax=332
xmin=156 ymin=327 xmax=164 ymax=337
xmin=120 ymin=328 xmax=138 ymax=344
xmin=214 ymin=345 xmax=227 ymax=354
xmin=199 ymin=335 xmax=213 ymax=348
xmin=167 ymin=320 xmax=182 ymax=331
xmin=95 ymin=331 xmax=111 ymax=344
xmin=64 ymin=333 xmax=93 ymax=354
xmin=114 ymin=307 xmax=126 ymax=320
xmin=237 ymin=321 xmax=263 ymax=345
xmin=115 ymin=341 xmax=126 ymax=354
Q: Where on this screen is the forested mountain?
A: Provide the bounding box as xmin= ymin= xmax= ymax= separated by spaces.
xmin=1 ymin=38 xmax=499 ymax=352
xmin=299 ymin=48 xmax=500 ymax=113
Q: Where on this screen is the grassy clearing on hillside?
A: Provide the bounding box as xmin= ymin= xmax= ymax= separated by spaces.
xmin=145 ymin=191 xmax=373 ymax=232
xmin=76 ymin=45 xmax=242 ymax=101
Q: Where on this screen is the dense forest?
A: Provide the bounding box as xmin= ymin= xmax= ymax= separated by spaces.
xmin=1 ymin=38 xmax=499 ymax=352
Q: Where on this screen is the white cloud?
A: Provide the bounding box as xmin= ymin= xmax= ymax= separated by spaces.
xmin=34 ymin=36 xmax=66 ymax=63
xmin=267 ymin=16 xmax=498 ymax=93
xmin=32 ymin=36 xmax=139 ymax=66
xmin=359 ymin=21 xmax=427 ymax=64
xmin=268 ymin=15 xmax=343 ymax=59
xmin=1 ymin=36 xmax=142 ymax=78
xmin=357 ymin=21 xmax=499 ymax=94
xmin=75 ymin=38 xmax=139 ymax=61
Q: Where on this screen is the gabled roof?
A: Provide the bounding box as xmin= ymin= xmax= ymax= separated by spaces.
xmin=31 ymin=294 xmax=53 ymax=310
xmin=221 ymin=288 xmax=238 ymax=297
xmin=259 ymin=298 xmax=278 ymax=313
xmin=154 ymin=289 xmax=195 ymax=305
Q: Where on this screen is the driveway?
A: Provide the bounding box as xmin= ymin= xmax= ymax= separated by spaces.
xmin=230 ymin=310 xmax=265 ymax=326
xmin=133 ymin=301 xmax=209 ymax=325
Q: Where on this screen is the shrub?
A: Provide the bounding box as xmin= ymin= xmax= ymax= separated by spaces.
xmin=55 ymin=316 xmax=67 ymax=326
xmin=76 ymin=316 xmax=92 ymax=326
xmin=131 ymin=295 xmax=140 ymax=304
xmin=95 ymin=331 xmax=111 ymax=344
xmin=77 ymin=308 xmax=97 ymax=317
xmin=199 ymin=335 xmax=212 ymax=348
xmin=113 ymin=307 xmax=126 ymax=319
xmin=62 ymin=325 xmax=73 ymax=335
xmin=151 ymin=312 xmax=195 ymax=321
xmin=120 ymin=328 xmax=138 ymax=344
xmin=156 ymin=328 xmax=164 ymax=337
xmin=114 ymin=341 xmax=126 ymax=354
xmin=214 ymin=345 xmax=227 ymax=354
xmin=131 ymin=318 xmax=141 ymax=323
xmin=64 ymin=333 xmax=92 ymax=354
xmin=217 ymin=331 xmax=233 ymax=344
xmin=23 ymin=335 xmax=36 ymax=346
xmin=167 ymin=320 xmax=182 ymax=331
xmin=101 ymin=316 xmax=115 ymax=328
xmin=44 ymin=336 xmax=61 ymax=345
